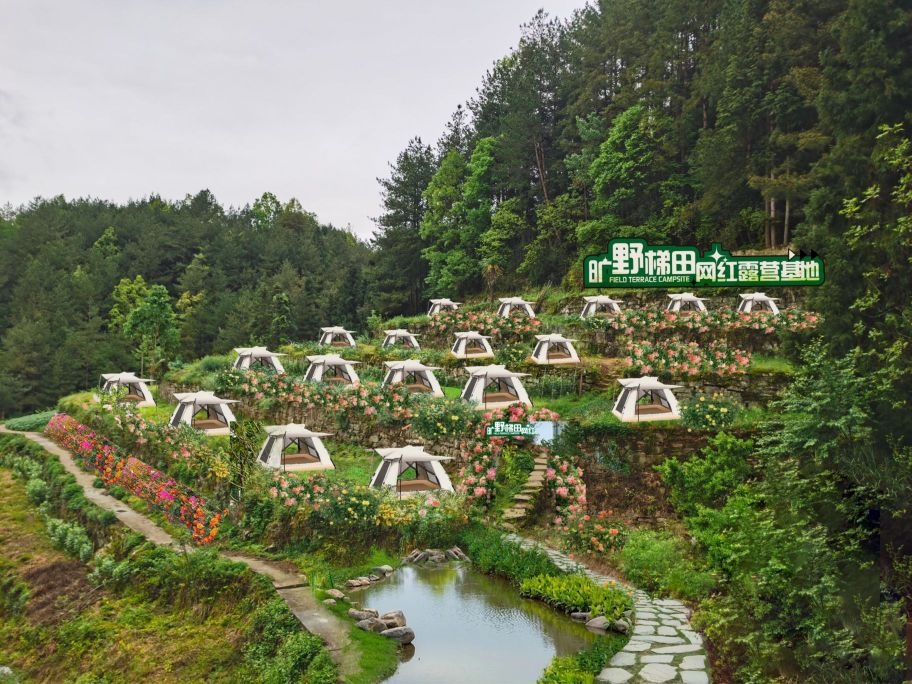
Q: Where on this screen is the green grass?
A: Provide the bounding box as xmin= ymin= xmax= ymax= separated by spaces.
xmin=748 ymin=354 xmax=795 ymax=375
xmin=318 ymin=441 xmax=379 ymax=485
xmin=323 ymin=600 xmax=398 ymax=684
xmin=532 ymin=392 xmax=592 ymax=416
xmin=137 ymin=402 xmax=175 ymax=424
xmin=442 ymin=385 xmax=462 ymax=398
xmin=299 ymin=547 xmax=400 ymax=588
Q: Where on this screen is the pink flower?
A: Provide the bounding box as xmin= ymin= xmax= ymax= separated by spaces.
xmin=486 ymin=468 xmax=497 ymax=479
xmin=473 ymin=486 xmax=487 ymax=497
xmin=556 ymin=486 xmax=569 ymax=498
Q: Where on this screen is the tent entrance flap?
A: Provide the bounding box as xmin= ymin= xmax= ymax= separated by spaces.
xmin=484 ymin=378 xmax=519 ymax=403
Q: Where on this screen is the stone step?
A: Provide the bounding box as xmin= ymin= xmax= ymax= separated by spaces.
xmin=503 ymin=509 xmax=527 ymax=520
xmin=512 ymin=494 xmax=534 ymax=502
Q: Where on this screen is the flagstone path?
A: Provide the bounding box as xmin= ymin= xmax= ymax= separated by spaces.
xmin=0 ymin=427 xmax=359 ymax=681
xmin=502 ymin=452 xmax=550 ymax=523
xmin=502 ymin=533 xmax=711 ymax=684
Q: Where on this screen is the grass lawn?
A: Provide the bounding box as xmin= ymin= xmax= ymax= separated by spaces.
xmin=0 ymin=470 xmax=257 ymax=683
xmin=748 ymin=354 xmax=795 ymax=374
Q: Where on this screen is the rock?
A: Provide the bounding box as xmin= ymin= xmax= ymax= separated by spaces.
xmin=570 ymin=611 xmax=590 ymax=621
xmin=638 ymin=662 xmax=677 ymax=683
xmin=0 ymin=667 xmax=12 ymax=677
xmin=347 ymin=608 xmax=379 ymax=621
xmin=445 ymin=549 xmax=460 ymax=560
xmin=374 ymin=564 xmax=394 ymax=575
xmin=344 ymin=579 xmax=361 ymax=588
xmin=325 ymin=589 xmax=346 ymax=600
xmin=612 ymin=619 xmax=631 ymax=634
xmin=356 ymin=576 xmax=371 ymax=585
xmin=356 ymin=617 xmax=387 ymax=633
xmin=585 ymin=616 xmax=610 ymax=631
xmin=596 ymin=667 xmax=633 ymax=683
xmin=380 ymin=626 xmax=415 ymax=644
xmin=622 ymin=609 xmax=633 ymax=620
xmin=429 ymin=553 xmax=446 ymax=563
xmin=368 ymin=574 xmax=381 ymax=582
xmin=322 ymin=598 xmax=336 ymax=605
xmin=412 ymin=551 xmax=428 ymax=563
xmin=380 ymin=610 xmax=406 ymax=628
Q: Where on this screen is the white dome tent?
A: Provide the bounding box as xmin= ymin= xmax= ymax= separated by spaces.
xmin=233 ymin=346 xmax=286 ymax=373
xmin=460 ymin=365 xmax=532 ymax=410
xmin=303 ymin=354 xmax=360 ymax=386
xmin=737 ymin=292 xmax=781 ymax=315
xmin=580 ymin=295 xmax=623 ymax=319
xmin=611 ymin=377 xmax=682 ymax=422
xmin=369 ymin=446 xmax=454 ymax=498
xmin=381 ymin=329 xmax=420 ymax=349
xmin=428 ymin=298 xmax=461 ymax=316
xmin=382 ymin=360 xmax=444 ymax=397
xmin=98 ymin=372 xmax=155 ymax=407
xmin=531 ymin=334 xmax=581 ymax=365
xmin=666 ymin=293 xmax=708 ymax=312
xmin=450 ymin=331 xmax=495 ymax=360
xmin=318 ymin=326 xmax=357 ymax=347
xmin=257 ymin=424 xmax=335 ymax=472
xmin=497 ymin=296 xmax=536 ymax=318
xmin=169 ymin=391 xmax=238 ymax=435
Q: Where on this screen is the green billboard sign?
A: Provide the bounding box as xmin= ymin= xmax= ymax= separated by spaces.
xmin=584 ymin=239 xmax=824 ymax=288
xmin=485 ymin=421 xmax=537 ymax=437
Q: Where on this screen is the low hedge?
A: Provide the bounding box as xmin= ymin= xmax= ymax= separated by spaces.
xmin=520 ymin=574 xmax=631 ymax=621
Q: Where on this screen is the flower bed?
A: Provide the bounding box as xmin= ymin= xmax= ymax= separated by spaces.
xmin=426 ymin=307 xmax=542 ymax=342
xmin=46 ymin=414 xmax=224 ymax=544
xmin=623 ymin=337 xmax=751 ymax=377
xmin=584 ymin=306 xmax=819 ymax=339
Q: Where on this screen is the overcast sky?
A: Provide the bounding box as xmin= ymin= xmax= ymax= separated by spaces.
xmin=0 ymin=0 xmax=585 ymax=238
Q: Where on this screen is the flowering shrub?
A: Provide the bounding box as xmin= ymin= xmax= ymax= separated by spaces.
xmin=681 ymin=393 xmax=739 ymax=431
xmin=267 ymin=471 xmax=467 ymax=553
xmin=46 ymin=414 xmax=224 ymax=544
xmin=623 ymin=337 xmax=751 ymax=377
xmin=219 ymin=370 xmax=414 ymax=425
xmin=586 ymin=306 xmax=820 ymax=339
xmin=557 ymin=509 xmax=628 ymax=557
xmin=544 ymin=453 xmax=587 ymax=512
xmin=408 ymin=395 xmax=482 ymax=440
xmin=426 ymin=307 xmax=542 ymax=341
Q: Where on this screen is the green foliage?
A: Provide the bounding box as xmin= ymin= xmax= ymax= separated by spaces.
xmin=45 ymin=517 xmax=94 ymax=562
xmin=619 ymin=530 xmax=716 ymax=602
xmin=459 ymin=526 xmax=564 ymax=584
xmin=408 ymin=394 xmax=479 ymax=440
xmin=680 ymin=394 xmax=739 ymax=431
xmin=4 ymin=411 xmax=56 ymax=431
xmin=538 ymin=635 xmax=629 ymax=684
xmin=657 ymin=433 xmax=753 ymax=518
xmin=519 ymin=574 xmax=631 ymax=620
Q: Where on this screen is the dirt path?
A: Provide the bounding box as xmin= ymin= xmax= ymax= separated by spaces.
xmin=0 ymin=427 xmax=360 ymax=681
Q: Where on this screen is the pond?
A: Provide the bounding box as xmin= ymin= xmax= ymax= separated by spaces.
xmin=358 ymin=563 xmax=597 ymax=684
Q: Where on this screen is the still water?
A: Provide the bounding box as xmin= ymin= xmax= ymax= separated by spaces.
xmin=358 ymin=563 xmax=596 ymax=684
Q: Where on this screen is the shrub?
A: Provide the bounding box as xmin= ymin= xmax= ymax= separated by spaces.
xmin=45 ymin=517 xmax=94 ymax=561
xmin=657 ymin=432 xmax=753 ymax=517
xmin=680 ymin=393 xmax=739 ymax=431
xmin=619 ymin=530 xmax=716 ymax=602
xmin=520 ymin=574 xmax=631 ymax=620
xmin=459 ymin=526 xmax=564 ymax=584
xmin=5 ymin=410 xmax=57 ymax=431
xmin=409 ymin=394 xmax=479 ymax=440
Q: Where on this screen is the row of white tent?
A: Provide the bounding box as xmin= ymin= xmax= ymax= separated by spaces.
xmin=101 ymin=366 xmax=682 ymax=433
xmin=244 ymin=424 xmax=455 ymax=497
xmin=430 ymin=292 xmax=782 ymax=318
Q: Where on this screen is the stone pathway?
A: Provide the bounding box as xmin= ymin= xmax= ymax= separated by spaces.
xmin=0 ymin=427 xmax=359 ymax=680
xmin=502 ymin=452 xmax=549 ymax=524
xmin=503 ymin=533 xmax=710 ymax=684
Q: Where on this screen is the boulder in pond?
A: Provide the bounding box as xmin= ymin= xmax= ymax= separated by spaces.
xmin=374 ymin=564 xmax=394 ymax=575
xmin=325 ymin=589 xmax=346 ymax=600
xmin=356 ymin=617 xmax=387 ymax=633
xmin=368 ymin=574 xmax=382 ymax=582
xmin=380 ymin=626 xmax=415 ymax=644
xmin=585 ymin=616 xmax=610 ymax=631
xmin=380 ymin=610 xmax=406 ymax=628
xmin=571 ymin=611 xmax=591 ymax=621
